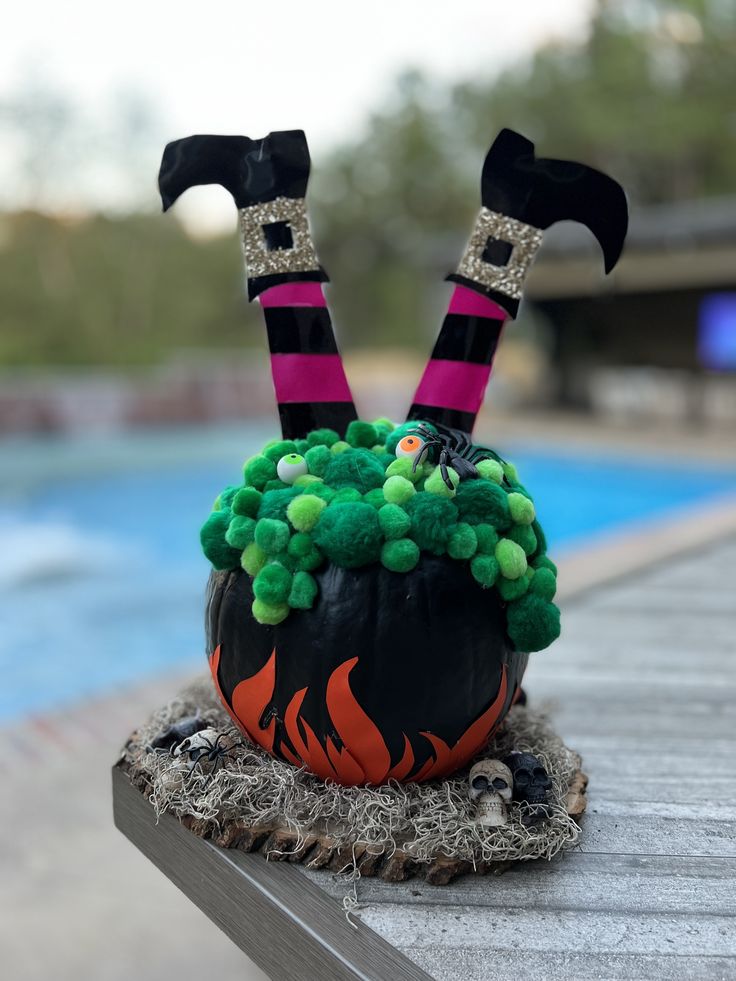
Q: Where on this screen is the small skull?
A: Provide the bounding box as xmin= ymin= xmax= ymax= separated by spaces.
xmin=468 ymin=759 xmax=513 ymax=827
xmin=173 ymin=728 xmax=238 ymax=775
xmin=503 ymin=751 xmax=553 ymax=825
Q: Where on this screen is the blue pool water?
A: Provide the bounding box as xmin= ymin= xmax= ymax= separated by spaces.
xmin=2 ymin=423 xmax=736 ymax=722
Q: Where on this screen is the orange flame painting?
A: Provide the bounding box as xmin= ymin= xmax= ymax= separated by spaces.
xmin=210 ymin=645 xmax=509 ymax=785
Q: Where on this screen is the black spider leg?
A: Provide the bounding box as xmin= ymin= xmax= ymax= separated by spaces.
xmin=439 ymin=448 xmax=453 ymax=489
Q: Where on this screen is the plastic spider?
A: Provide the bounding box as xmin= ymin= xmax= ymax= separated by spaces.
xmin=172 ymin=728 xmax=242 ymax=777
xmin=408 ymin=423 xmax=505 ymax=489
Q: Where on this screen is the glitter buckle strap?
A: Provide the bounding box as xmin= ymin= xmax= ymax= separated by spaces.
xmin=239 ymin=197 xmax=322 ymax=281
xmin=454 ymin=208 xmax=544 ymax=302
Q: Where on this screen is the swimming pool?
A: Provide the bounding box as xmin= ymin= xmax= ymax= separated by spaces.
xmin=2 ymin=423 xmax=736 ymax=722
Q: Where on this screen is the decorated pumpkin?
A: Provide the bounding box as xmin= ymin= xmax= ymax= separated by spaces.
xmin=158 ymin=126 xmax=627 ymax=785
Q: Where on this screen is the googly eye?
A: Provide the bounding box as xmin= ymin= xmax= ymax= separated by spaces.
xmin=396 ymin=434 xmax=427 ymax=462
xmin=277 ymin=453 xmax=308 ymax=484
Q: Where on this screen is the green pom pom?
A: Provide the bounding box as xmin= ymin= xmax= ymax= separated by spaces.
xmin=232 ymin=486 xmax=262 ymax=518
xmin=447 ymin=522 xmax=478 ymax=559
xmin=305 ymin=445 xmax=332 ymax=477
xmin=225 ymin=515 xmax=256 ymax=549
xmin=456 ymin=480 xmax=510 ymax=528
xmin=288 ymin=571 xmax=318 ymax=609
xmin=330 ymin=440 xmax=350 ymax=455
xmin=383 ymin=474 xmax=416 ymax=505
xmin=287 ymin=532 xmax=323 ymax=571
xmin=508 ymin=523 xmax=537 ymax=556
xmin=241 ymin=542 xmax=268 ymax=576
xmin=307 ymin=428 xmax=340 ymax=448
xmin=295 ymin=439 xmax=310 ymax=455
xmin=332 ymin=487 xmax=362 ymax=504
xmin=252 ymin=598 xmax=289 ymax=625
xmin=287 ymin=494 xmax=326 ymax=532
xmin=243 ymin=455 xmax=277 ymax=489
xmin=258 ymin=486 xmax=303 ymax=521
xmin=324 ymin=448 xmax=386 ymax=492
xmin=262 ymin=440 xmax=298 ymax=462
xmin=293 ymin=473 xmax=323 ymax=487
xmin=385 ymin=456 xmax=423 ymax=484
xmin=381 ymin=538 xmax=420 ymax=573
xmin=313 ymin=502 xmax=382 ymax=568
xmin=378 ymin=503 xmax=411 ymax=540
xmin=264 ymin=479 xmax=289 ymax=492
xmin=498 ymin=575 xmax=529 ymax=601
xmin=372 ymin=417 xmax=396 ymax=432
xmin=470 ymin=554 xmax=500 ymax=587
xmin=253 ymin=563 xmax=292 ymax=604
xmin=474 ymin=523 xmax=499 ymax=555
xmin=200 ymin=511 xmax=241 ymax=570
xmin=405 ymin=494 xmax=456 ymax=555
xmin=528 ymin=566 xmax=557 ymax=601
xmin=508 ymin=492 xmax=536 ymax=525
xmin=254 ymin=518 xmax=291 ymax=555
xmin=531 ymin=519 xmax=547 ymax=555
xmin=217 ymin=486 xmax=239 ymax=510
xmin=346 ymin=420 xmax=378 ymax=448
xmin=308 ymin=483 xmax=336 ymax=503
xmin=363 ymin=488 xmax=386 ymax=510
xmin=476 ymin=459 xmax=504 ymax=484
xmin=495 ymin=538 xmax=528 ymax=580
xmin=506 ymin=595 xmax=561 ymax=652
xmin=503 ymin=461 xmax=519 ymax=483
xmin=424 ymin=465 xmax=459 ymax=498
xmin=532 ymin=554 xmax=557 ymax=575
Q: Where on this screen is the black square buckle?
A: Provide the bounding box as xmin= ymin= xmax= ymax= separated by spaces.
xmin=263 ymin=221 xmax=294 ymax=252
xmin=481 ymin=236 xmax=513 ymax=267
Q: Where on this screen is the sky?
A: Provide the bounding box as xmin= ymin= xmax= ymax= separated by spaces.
xmin=1 ymin=0 xmax=594 ymax=229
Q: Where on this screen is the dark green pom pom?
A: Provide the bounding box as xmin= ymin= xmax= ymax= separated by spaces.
xmin=529 ymin=567 xmax=557 ymax=601
xmin=263 ymin=440 xmax=298 ymax=462
xmin=308 ymin=483 xmax=336 ymax=503
xmin=253 ymin=563 xmax=292 ymax=604
xmin=307 ymin=428 xmax=340 ymax=448
xmin=498 ymin=575 xmax=529 ymax=601
xmin=217 ymin=485 xmax=239 ymax=510
xmin=404 ymin=493 xmax=457 ymax=555
xmin=470 ymin=554 xmax=499 ymax=587
xmin=531 ymin=519 xmax=547 ymax=555
xmin=233 ymin=486 xmax=262 ymax=518
xmin=258 ymin=486 xmax=303 ymax=521
xmin=455 ymin=480 xmax=511 ymax=528
xmin=508 ymin=523 xmax=538 ymax=556
xmin=287 ymin=532 xmax=323 ymax=571
xmin=346 ymin=420 xmax=378 ymax=449
xmin=288 ymin=571 xmax=318 ymax=609
xmin=506 ymin=595 xmax=561 ymax=652
xmin=200 ymin=511 xmax=241 ymax=571
xmin=323 ymin=448 xmax=386 ymax=493
xmin=532 ymin=554 xmax=557 ymax=576
xmin=243 ymin=455 xmax=277 ymax=489
xmin=313 ymin=502 xmax=382 ymax=567
xmin=474 ymin=523 xmax=499 ymax=555
xmin=295 ymin=439 xmax=310 ymax=454
xmin=363 ymin=488 xmax=386 ymax=510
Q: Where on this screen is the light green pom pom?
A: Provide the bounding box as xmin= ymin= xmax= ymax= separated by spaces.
xmin=508 ymin=492 xmax=536 ymax=525
xmin=383 ymin=475 xmax=416 ymax=505
xmin=447 ymin=522 xmax=477 ymax=559
xmin=252 ymin=598 xmax=289 ymax=625
xmin=293 ymin=473 xmax=323 ymax=487
xmin=470 ymin=554 xmax=500 ymax=587
xmin=385 ymin=456 xmax=423 ymax=484
xmin=305 ymin=444 xmax=332 ymax=477
xmin=503 ymin=461 xmax=519 ymax=483
xmin=330 ymin=440 xmax=351 ymax=455
xmin=476 ymin=459 xmax=504 ymax=484
xmin=379 ymin=503 xmax=412 ymax=540
xmin=495 ymin=538 xmax=528 ymax=580
xmin=233 ymin=486 xmax=262 ymax=518
xmin=474 ymin=523 xmax=499 ymax=555
xmin=243 ymin=454 xmax=277 ymax=489
xmin=225 ymin=515 xmax=256 ymax=549
xmin=254 ymin=518 xmax=291 ymax=555
xmin=286 ymin=494 xmax=326 ymax=532
xmin=288 ymin=571 xmax=318 ymax=609
xmin=424 ymin=465 xmax=459 ymax=498
xmin=381 ymin=538 xmax=420 ymax=573
xmin=372 ymin=417 xmax=396 ymax=431
xmin=241 ymin=542 xmax=268 ymax=576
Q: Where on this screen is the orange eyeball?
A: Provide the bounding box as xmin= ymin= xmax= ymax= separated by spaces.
xmin=396 ymin=435 xmax=426 ymax=462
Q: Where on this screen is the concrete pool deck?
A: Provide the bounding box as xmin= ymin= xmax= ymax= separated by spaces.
xmin=2 ymin=500 xmax=736 ymax=980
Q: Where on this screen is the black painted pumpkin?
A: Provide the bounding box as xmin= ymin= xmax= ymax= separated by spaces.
xmin=206 ymin=554 xmax=528 ymax=785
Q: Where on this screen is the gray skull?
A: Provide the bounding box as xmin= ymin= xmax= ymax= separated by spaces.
xmin=503 ymin=752 xmax=552 ymax=824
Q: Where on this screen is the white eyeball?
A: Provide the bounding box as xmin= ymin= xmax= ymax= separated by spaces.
xmin=277 ymin=453 xmax=308 ymax=484
xmin=395 ymin=434 xmax=427 ymax=463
